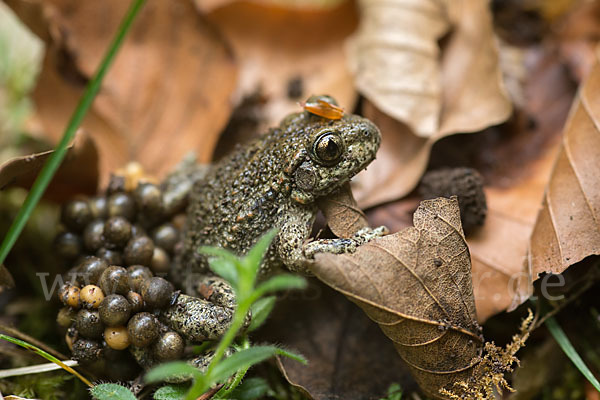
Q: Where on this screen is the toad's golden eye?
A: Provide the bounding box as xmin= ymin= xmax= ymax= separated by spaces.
xmin=313 ymin=132 xmax=344 ymax=165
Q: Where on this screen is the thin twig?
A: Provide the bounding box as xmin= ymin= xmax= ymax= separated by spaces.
xmin=532 ymin=267 xmax=600 ymax=330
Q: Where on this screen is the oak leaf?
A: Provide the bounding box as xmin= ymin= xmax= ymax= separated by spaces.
xmin=311 ymin=197 xmax=484 ymax=398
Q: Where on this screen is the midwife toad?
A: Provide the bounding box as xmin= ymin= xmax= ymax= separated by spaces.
xmin=173 ymin=95 xmax=386 ymax=296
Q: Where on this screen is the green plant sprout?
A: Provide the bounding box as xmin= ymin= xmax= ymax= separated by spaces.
xmin=145 ymin=229 xmax=307 ymax=400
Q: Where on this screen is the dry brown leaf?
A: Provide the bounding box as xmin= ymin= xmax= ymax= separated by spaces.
xmin=29 ymin=0 xmax=237 ymax=186
xmin=312 ymin=197 xmax=484 ymax=398
xmin=31 ymin=48 xmax=128 ymax=191
xmin=528 ymin=46 xmax=600 ymax=283
xmin=347 ymin=0 xmax=511 ymax=137
xmin=205 ymin=0 xmax=358 ymax=131
xmin=316 ymin=182 xmax=368 ymax=238
xmin=0 ymin=131 xmax=98 ymax=201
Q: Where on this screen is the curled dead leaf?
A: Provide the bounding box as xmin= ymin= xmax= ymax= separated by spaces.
xmin=0 ymin=131 xmax=98 ymax=201
xmin=347 ymin=0 xmax=511 ymax=137
xmin=528 ymin=45 xmax=600 ymax=282
xmin=349 ymin=0 xmax=512 ymax=208
xmin=317 ymin=182 xmax=368 ymax=238
xmin=352 ymin=101 xmax=432 ymax=208
xmin=311 ymin=197 xmax=484 ymax=398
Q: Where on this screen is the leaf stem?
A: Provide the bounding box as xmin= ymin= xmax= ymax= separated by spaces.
xmin=0 ymin=0 xmax=147 ymax=266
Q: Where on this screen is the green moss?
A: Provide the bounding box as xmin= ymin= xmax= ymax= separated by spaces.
xmin=0 ymin=372 xmax=82 ymax=400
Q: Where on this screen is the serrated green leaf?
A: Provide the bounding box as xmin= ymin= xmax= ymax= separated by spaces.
xmin=90 ymin=383 xmax=137 ymax=400
xmin=153 ymin=384 xmax=188 ymax=400
xmin=229 ymin=377 xmax=272 ymax=400
xmin=244 ymin=229 xmax=278 ymax=276
xmin=145 ymin=362 xmax=198 ymax=384
xmin=253 ymin=274 xmax=307 ymax=299
xmin=248 ymin=296 xmax=276 ymax=332
xmin=210 ymin=345 xmax=306 ymax=384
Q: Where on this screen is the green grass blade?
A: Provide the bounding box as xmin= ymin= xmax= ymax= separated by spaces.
xmin=244 ymin=229 xmax=278 ymax=276
xmin=545 ymin=316 xmax=600 ymax=392
xmin=0 ymin=0 xmax=147 ymax=266
xmin=0 ymin=333 xmax=92 ymax=387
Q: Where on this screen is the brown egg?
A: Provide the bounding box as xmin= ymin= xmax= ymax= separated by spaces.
xmin=104 ymin=326 xmax=130 ymax=350
xmin=80 ymin=285 xmax=105 ymax=309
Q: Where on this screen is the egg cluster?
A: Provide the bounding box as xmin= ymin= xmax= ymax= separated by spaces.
xmin=53 ymin=175 xmax=189 ymax=373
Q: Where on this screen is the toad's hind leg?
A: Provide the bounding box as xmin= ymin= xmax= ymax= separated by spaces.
xmin=160 ymin=275 xmax=249 ymax=343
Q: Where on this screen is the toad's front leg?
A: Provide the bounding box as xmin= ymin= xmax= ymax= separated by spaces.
xmin=277 ymin=203 xmax=388 ymax=271
xmin=303 ymin=226 xmax=388 ymax=259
